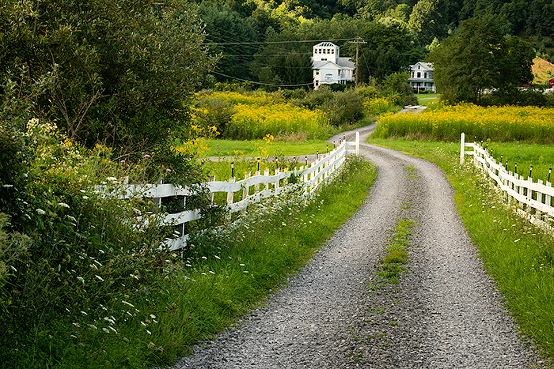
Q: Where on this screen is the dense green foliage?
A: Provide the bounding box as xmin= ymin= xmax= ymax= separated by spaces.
xmin=429 ymin=16 xmax=535 ymax=104
xmin=1 ymin=0 xmax=216 ymax=153
xmin=0 ymin=120 xmax=200 ymax=368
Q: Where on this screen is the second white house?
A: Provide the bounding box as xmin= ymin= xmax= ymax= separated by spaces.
xmin=312 ymin=42 xmax=355 ymax=89
xmin=408 ymin=62 xmax=435 ymax=92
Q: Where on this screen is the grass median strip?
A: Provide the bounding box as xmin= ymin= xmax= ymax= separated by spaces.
xmin=370 ymin=218 xmax=415 ymax=289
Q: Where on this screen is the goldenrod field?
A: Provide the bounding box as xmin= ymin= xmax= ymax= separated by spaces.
xmin=195 ymin=91 xmax=331 ymax=140
xmin=227 ymin=103 xmax=329 ymax=140
xmin=373 ymin=103 xmax=554 ymax=143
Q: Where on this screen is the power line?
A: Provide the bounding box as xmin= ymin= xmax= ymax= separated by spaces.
xmin=204 ymin=38 xmax=357 ymax=46
xmin=211 ymin=71 xmax=313 ymax=87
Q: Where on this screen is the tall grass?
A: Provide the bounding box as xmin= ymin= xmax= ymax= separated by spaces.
xmin=369 ymin=137 xmax=554 ymax=363
xmin=192 ymin=90 xmax=332 ymax=141
xmin=373 ymin=103 xmax=554 ymax=143
xmin=227 ymin=103 xmax=330 ymax=140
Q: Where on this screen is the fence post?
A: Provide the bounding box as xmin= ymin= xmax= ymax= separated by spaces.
xmin=227 ymin=177 xmax=235 ymax=205
xmin=243 ymin=172 xmax=250 ymax=201
xmin=254 ymin=170 xmax=260 ymax=194
xmin=264 ymin=168 xmax=270 ymax=191
xmin=208 ymin=175 xmax=215 ymax=203
xmin=460 ymin=132 xmax=465 ymax=164
xmin=274 ymin=168 xmax=280 ymax=193
xmin=355 ymin=131 xmax=360 ymax=155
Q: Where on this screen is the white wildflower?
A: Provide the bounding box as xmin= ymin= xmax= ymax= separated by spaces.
xmin=58 ymin=202 xmax=70 ymax=208
xmin=66 ymin=215 xmax=77 ymax=223
xmin=104 ymin=317 xmax=115 ymax=324
xmin=122 ymin=300 xmax=134 ymax=308
xmin=106 ymin=177 xmax=117 ymax=182
xmin=87 ymin=324 xmax=97 ymax=330
xmin=36 ymin=209 xmax=46 ymax=215
xmin=103 ymin=328 xmax=110 ymax=333
xmin=146 ymin=330 xmax=151 ymax=335
xmin=109 ymin=326 xmax=118 ymax=334
xmin=95 ymin=275 xmax=104 ymax=282
xmin=77 ymin=276 xmax=85 ymax=284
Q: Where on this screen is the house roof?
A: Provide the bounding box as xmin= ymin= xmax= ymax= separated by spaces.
xmin=314 ymin=42 xmax=336 ymax=48
xmin=411 ymin=62 xmax=433 ymax=71
xmin=313 ymin=59 xmax=354 ymax=70
xmin=338 ymin=57 xmax=355 ymax=69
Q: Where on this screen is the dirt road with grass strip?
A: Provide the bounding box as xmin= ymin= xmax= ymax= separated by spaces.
xmin=171 ymin=128 xmax=544 ymax=368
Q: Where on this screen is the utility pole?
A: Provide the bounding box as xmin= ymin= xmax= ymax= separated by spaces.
xmin=349 ymin=37 xmax=366 ymax=89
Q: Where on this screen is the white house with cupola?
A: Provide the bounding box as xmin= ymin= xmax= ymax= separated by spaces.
xmin=312 ymin=42 xmax=355 ymax=90
xmin=408 ymin=62 xmax=436 ymax=92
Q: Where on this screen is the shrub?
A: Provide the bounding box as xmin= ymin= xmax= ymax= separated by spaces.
xmin=321 ymin=89 xmax=365 ymax=126
xmin=0 ymin=119 xmax=204 ymax=367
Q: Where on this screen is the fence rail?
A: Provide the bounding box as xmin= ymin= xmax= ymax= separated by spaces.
xmin=460 ymin=132 xmax=554 ymax=229
xmin=98 ymin=133 xmax=360 ymax=250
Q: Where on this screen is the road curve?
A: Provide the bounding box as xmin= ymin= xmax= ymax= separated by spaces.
xmin=170 ymin=133 xmax=544 ymax=368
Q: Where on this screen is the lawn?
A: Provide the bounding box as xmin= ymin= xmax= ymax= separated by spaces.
xmin=199 ymin=138 xmax=331 ymax=158
xmin=415 ymin=93 xmax=440 ymax=106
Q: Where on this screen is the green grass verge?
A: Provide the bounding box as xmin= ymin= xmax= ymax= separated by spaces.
xmin=415 ymin=94 xmax=440 ymax=106
xmin=368 ymin=137 xmax=554 ymax=364
xmin=201 ymin=138 xmax=331 ymax=158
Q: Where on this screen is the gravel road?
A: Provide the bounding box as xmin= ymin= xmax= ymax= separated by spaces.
xmin=170 ymin=128 xmax=544 ymax=368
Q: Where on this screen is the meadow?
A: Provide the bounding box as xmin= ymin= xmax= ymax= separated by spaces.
xmin=374 ymin=102 xmax=554 ymax=143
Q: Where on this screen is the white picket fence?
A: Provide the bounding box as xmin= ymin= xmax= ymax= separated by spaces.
xmin=98 ymin=133 xmax=360 ymax=250
xmin=460 ymin=133 xmax=554 ymax=229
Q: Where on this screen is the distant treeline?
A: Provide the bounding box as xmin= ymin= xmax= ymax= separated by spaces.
xmin=196 ymin=0 xmax=554 ymax=86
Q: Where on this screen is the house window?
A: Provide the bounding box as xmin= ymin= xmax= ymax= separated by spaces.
xmin=417 ymin=72 xmax=421 ymax=78
xmin=316 ymin=70 xmax=319 ymax=75
xmin=322 ymin=58 xmax=327 ymax=61
xmin=424 ymin=73 xmax=427 ymax=78
xmin=331 ymin=49 xmax=334 ymax=54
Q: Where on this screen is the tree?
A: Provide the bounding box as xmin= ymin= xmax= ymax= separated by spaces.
xmin=1 ymin=0 xmax=217 ymax=155
xmin=198 ymin=1 xmax=261 ymax=82
xmin=408 ymin=0 xmax=446 ymax=45
xmin=429 ymin=16 xmax=534 ymax=104
xmin=356 ymin=22 xmax=424 ymax=82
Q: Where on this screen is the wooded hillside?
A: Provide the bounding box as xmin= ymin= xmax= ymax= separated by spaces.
xmin=197 ymin=0 xmax=554 ymax=87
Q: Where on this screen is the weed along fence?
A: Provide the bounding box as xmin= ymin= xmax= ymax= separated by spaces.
xmin=98 ymin=133 xmax=360 ymax=251
xmin=460 ymin=133 xmax=554 ymax=229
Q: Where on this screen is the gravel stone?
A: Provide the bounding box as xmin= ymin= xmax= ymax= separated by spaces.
xmin=168 ymin=128 xmax=545 ymax=369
